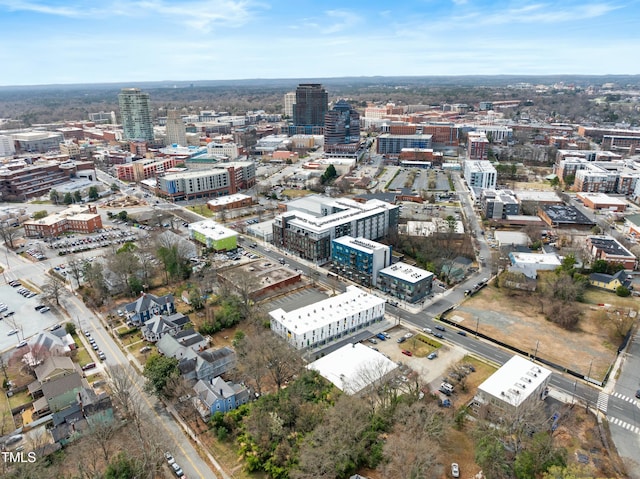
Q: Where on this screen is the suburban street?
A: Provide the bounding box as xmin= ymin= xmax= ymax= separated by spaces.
xmin=0 ymin=246 xmax=221 ymax=479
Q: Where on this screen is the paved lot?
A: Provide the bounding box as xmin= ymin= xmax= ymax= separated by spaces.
xmin=0 ymin=283 xmax=62 ymax=352
xmin=265 ymin=287 xmax=330 ymax=312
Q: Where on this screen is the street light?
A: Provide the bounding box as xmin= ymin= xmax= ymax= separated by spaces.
xmin=533 ymin=340 xmax=540 ymax=362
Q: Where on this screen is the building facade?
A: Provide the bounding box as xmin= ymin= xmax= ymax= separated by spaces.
xmin=12 ymin=131 xmax=64 ymax=153
xmin=481 ymin=189 xmax=519 ymax=219
xmin=283 ymin=92 xmax=296 ymax=118
xmin=188 ymin=220 xmax=238 ymax=251
xmin=376 ymin=134 xmax=433 ymax=156
xmin=23 ymin=205 xmax=103 ymax=238
xmin=273 ymin=198 xmax=399 ymax=263
xmin=586 ymin=235 xmax=637 ymax=269
xmin=377 ymin=262 xmax=434 ymax=304
xmin=324 ymin=100 xmax=361 ymax=153
xmin=464 ymin=160 xmax=497 ymax=191
xmin=165 ymin=109 xmax=187 ymax=146
xmin=331 ymin=236 xmax=392 ymax=286
xmin=157 ymin=162 xmax=256 ymax=201
xmin=293 ymin=84 xmax=328 ymax=133
xmin=115 ymin=157 xmax=178 ymax=182
xmin=0 ymin=135 xmax=16 ymax=157
xmin=118 ymin=88 xmax=154 ymax=142
xmin=467 ymin=132 xmax=489 ymax=160
xmin=269 ymin=285 xmax=386 ymax=350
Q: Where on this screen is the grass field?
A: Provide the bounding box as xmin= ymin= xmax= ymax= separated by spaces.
xmin=282 ymin=189 xmax=313 ymax=198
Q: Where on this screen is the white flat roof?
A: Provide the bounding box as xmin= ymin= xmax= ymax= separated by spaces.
xmin=510 ymin=252 xmax=561 ymax=266
xmin=284 ymin=198 xmax=398 ymax=234
xmin=188 ymin=220 xmax=237 ymax=239
xmin=333 ymin=236 xmax=388 ymax=253
xmin=269 ymin=285 xmax=386 ymax=336
xmin=477 ymin=355 xmax=551 ymax=407
xmin=206 ymin=193 xmax=251 ymax=207
xmin=379 ymin=262 xmax=434 ymax=283
xmin=494 ymin=231 xmax=529 ymax=246
xmin=308 ymin=343 xmax=399 ymax=394
xmin=515 ymin=190 xmax=562 ymax=202
xmin=576 ymin=192 xmax=627 ymax=206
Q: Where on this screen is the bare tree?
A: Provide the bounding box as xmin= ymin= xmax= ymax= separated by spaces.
xmin=42 ymin=275 xmax=67 ymax=306
xmin=0 ymin=223 xmax=19 ymax=249
xmin=67 ymin=257 xmax=84 ymax=286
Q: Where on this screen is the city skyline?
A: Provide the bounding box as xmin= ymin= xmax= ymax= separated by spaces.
xmin=1 ymin=0 xmax=638 ymax=86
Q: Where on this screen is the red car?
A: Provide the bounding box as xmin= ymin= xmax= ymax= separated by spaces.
xmin=401 ymin=349 xmax=413 ymax=357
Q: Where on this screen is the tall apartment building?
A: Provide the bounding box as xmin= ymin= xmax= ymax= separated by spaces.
xmin=283 ymin=92 xmax=296 ymax=118
xmin=118 ymin=88 xmax=154 ymax=142
xmin=293 ymin=84 xmax=328 ymax=134
xmin=165 ymin=110 xmax=187 ymax=147
xmin=467 ymin=131 xmax=489 ymax=160
xmin=376 ymin=134 xmax=433 ymax=156
xmin=574 ymin=164 xmax=619 ymax=193
xmin=463 ymin=160 xmax=497 ymax=192
xmin=331 ymin=236 xmax=392 ymax=286
xmin=324 ymin=100 xmax=360 ymax=146
xmin=157 ymin=162 xmax=255 ymax=201
xmin=269 ymin=285 xmax=386 ymax=350
xmin=273 ymin=198 xmax=399 ymax=263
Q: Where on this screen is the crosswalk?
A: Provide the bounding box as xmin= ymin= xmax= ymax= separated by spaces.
xmin=608 ymin=416 xmax=640 ymax=435
xmin=609 ymin=391 xmax=640 ymax=405
xmin=597 ymin=391 xmax=609 ymax=413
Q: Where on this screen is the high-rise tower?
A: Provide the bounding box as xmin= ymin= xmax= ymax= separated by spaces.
xmin=165 ymin=109 xmax=187 ymax=147
xmin=118 ymin=88 xmax=154 ymax=142
xmin=293 ymin=84 xmax=328 ymax=132
xmin=324 ymin=100 xmax=360 ymax=146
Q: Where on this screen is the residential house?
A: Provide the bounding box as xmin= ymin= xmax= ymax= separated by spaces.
xmin=157 ymin=331 xmax=235 ymax=383
xmin=588 ymin=270 xmax=632 ymax=292
xmin=141 ymin=313 xmax=190 ymax=342
xmin=50 ymin=387 xmax=114 ymax=446
xmin=192 ymin=376 xmax=250 ymax=420
xmin=124 ymin=292 xmax=176 ymax=325
xmin=23 ymin=330 xmax=76 ymax=367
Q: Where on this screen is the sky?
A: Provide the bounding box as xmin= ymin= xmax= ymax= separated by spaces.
xmin=0 ymin=0 xmax=639 ymax=86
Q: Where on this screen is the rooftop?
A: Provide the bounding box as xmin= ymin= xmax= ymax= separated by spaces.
xmin=308 ymin=343 xmax=398 ymax=395
xmin=378 ymin=262 xmax=434 ymax=283
xmin=477 ymin=355 xmax=551 ymax=407
xmin=189 ymin=220 xmax=238 ymax=239
xmin=540 ymin=205 xmax=595 ymax=226
xmin=206 ymin=193 xmax=252 ymax=207
xmin=269 ymin=285 xmax=385 ymax=336
xmin=332 ymin=236 xmax=389 ymax=253
xmin=588 ymin=235 xmax=635 ymax=257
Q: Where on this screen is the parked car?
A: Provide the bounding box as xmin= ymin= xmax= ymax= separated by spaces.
xmin=451 ymin=463 xmax=460 ymax=478
xmin=396 ymin=337 xmax=406 ymax=343
xmin=427 ymin=352 xmax=437 ymax=360
xmin=50 ymin=323 xmax=62 ymax=331
xmin=422 ymin=327 xmax=432 ymax=334
xmin=140 ymin=346 xmax=151 ymax=353
xmin=433 ymin=333 xmax=444 ymax=339
xmin=376 ymin=333 xmax=387 ymax=341
xmin=16 ymin=340 xmax=28 ymax=349
xmin=401 ymin=349 xmax=413 ymax=357
xmin=39 ymin=307 xmax=50 ymax=313
xmin=82 ymin=362 xmax=97 ymax=371
xmin=435 ymin=325 xmax=445 ymax=331
xmin=7 ymin=329 xmax=18 ymax=336
xmin=164 ymin=451 xmax=175 ymax=465
xmin=457 ymin=330 xmax=467 ymax=336
xmin=367 ymin=338 xmax=377 ymax=344
xmin=98 ymin=351 xmax=106 ymax=361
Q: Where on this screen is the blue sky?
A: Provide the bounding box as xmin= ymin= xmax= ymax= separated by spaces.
xmin=0 ymin=0 xmax=638 ymax=86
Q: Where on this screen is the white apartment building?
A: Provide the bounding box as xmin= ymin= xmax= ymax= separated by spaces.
xmin=472 ymin=125 xmax=513 ymax=143
xmin=269 ymin=285 xmax=386 ymax=350
xmin=464 ymin=160 xmax=497 ymax=194
xmin=273 ymin=198 xmax=400 ymax=263
xmin=284 ymin=92 xmax=296 ymax=118
xmin=0 ymin=135 xmax=16 ymax=157
xmin=206 ymin=141 xmax=239 ymax=160
xmin=473 ymin=355 xmax=551 ymax=415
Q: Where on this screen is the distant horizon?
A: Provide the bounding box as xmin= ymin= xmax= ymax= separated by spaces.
xmin=2 ymin=0 xmax=639 ymax=86
xmin=2 ymin=73 xmax=640 ymax=91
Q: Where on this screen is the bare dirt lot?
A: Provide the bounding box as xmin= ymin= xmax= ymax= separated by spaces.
xmin=452 ymin=285 xmax=634 ymax=381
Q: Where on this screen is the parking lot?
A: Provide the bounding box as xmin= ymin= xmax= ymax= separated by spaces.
xmin=0 ymin=283 xmax=60 ymax=352
xmin=46 ymin=228 xmax=141 ymax=256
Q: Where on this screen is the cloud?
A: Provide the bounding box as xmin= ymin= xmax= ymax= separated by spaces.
xmin=480 ymin=2 xmax=620 ymax=25
xmin=0 ymin=0 xmax=261 ymax=31
xmin=322 ymin=9 xmax=362 ymax=34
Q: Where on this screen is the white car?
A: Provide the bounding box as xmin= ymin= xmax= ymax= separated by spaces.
xmin=451 ymin=463 xmax=460 ymax=478
xmin=7 ymin=329 xmax=18 ymax=336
